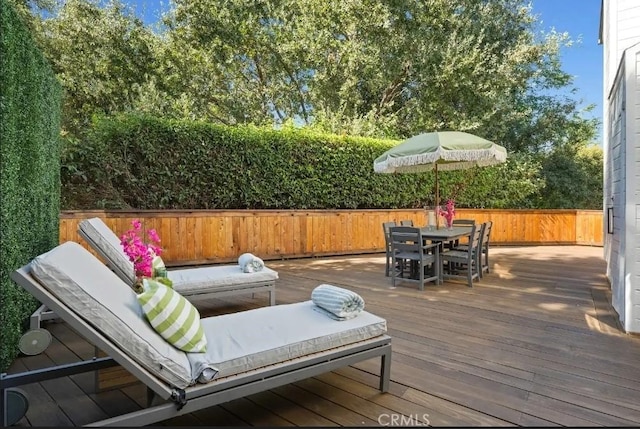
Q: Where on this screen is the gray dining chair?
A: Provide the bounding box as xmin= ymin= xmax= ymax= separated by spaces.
xmin=389 ymin=226 xmax=440 ymax=290
xmin=452 ymin=220 xmax=493 ymax=278
xmin=452 ymin=219 xmax=475 ymax=226
xmin=441 ymin=223 xmax=482 ymax=287
xmin=382 ymin=221 xmax=397 ymax=277
xmin=400 ymin=219 xmax=414 ymax=226
xmin=450 ymin=218 xmax=475 ymax=249
xmin=479 ymin=220 xmax=493 ymax=277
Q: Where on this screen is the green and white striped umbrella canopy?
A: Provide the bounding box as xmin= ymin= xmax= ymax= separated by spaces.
xmin=373 ymin=131 xmax=507 ymax=174
xmin=373 ymin=131 xmax=507 ymax=223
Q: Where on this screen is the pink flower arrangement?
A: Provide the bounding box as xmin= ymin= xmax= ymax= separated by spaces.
xmin=120 ymin=219 xmax=163 ymax=279
xmin=438 ymin=199 xmax=456 ymax=228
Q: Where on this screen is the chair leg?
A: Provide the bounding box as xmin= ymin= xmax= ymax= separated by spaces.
xmin=379 ymin=348 xmax=392 ymax=392
xmin=385 ymin=254 xmax=390 ymax=277
xmin=391 ymin=255 xmax=397 ymax=287
xmin=485 ymin=249 xmax=490 ymax=273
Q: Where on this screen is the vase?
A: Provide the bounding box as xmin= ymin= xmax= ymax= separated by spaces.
xmin=134 ymin=276 xmax=144 ymax=293
xmin=445 ymin=218 xmax=454 ymax=230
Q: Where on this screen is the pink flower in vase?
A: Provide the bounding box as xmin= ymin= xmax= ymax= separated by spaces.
xmin=439 ymin=199 xmax=456 ymax=228
xmin=120 ymin=219 xmax=163 ymax=279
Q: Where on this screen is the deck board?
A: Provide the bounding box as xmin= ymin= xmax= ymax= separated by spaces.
xmin=7 ymin=245 xmax=640 ymax=427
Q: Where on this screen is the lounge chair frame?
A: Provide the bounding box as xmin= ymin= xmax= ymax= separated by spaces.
xmin=77 ymin=224 xmax=276 ymax=306
xmin=1 ymin=264 xmax=391 ymax=427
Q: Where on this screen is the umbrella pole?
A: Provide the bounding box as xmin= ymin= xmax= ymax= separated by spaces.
xmin=435 ymin=164 xmax=440 ymax=229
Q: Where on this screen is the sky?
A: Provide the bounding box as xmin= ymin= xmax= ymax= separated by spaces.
xmin=528 ymin=0 xmax=603 ymax=141
xmin=124 ymin=0 xmax=604 ymax=142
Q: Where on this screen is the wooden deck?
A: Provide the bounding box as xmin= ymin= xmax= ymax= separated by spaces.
xmin=8 ymin=245 xmax=640 ymax=427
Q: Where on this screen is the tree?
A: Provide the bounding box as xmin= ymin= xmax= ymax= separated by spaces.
xmin=162 ymin=0 xmax=598 ymax=151
xmin=28 ymin=0 xmax=159 ymax=135
xmin=537 ymin=143 xmax=603 ymax=209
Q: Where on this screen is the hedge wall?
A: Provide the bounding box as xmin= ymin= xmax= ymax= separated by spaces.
xmin=0 ymin=0 xmax=62 ymax=371
xmin=63 ymin=114 xmax=439 ymax=209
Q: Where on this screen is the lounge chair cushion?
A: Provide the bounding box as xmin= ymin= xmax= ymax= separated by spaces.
xmin=29 ymin=241 xmax=387 ymax=389
xmin=30 ymin=241 xmax=195 ymax=388
xmin=79 ymin=218 xmax=279 ymax=297
xmin=138 ymin=278 xmax=207 ymax=353
xmin=187 ymin=300 xmax=386 ymax=381
xmin=78 ymin=217 xmax=136 ymax=285
xmin=168 ymin=265 xmax=278 ymax=296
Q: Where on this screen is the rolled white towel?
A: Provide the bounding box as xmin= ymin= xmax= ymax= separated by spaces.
xmin=311 ymin=284 xmax=365 ymax=321
xmin=238 ymin=253 xmax=265 ymax=273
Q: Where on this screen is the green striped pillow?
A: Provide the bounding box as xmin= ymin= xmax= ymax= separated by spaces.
xmin=137 ymin=278 xmax=207 ymax=353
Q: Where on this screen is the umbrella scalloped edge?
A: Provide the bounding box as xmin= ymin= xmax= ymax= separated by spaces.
xmin=373 ymin=147 xmax=507 ymax=174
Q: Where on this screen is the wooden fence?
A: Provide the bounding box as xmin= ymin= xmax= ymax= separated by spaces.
xmin=59 ymin=209 xmax=603 ymax=267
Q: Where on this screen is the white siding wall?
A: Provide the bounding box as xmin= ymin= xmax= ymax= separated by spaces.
xmin=609 ymin=65 xmax=625 ymax=319
xmin=605 ymin=0 xmax=640 ymax=92
xmin=629 ymin=49 xmax=640 ymax=332
xmin=602 ymin=0 xmax=640 ymax=332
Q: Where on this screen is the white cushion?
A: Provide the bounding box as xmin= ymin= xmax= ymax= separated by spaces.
xmin=78 ymin=218 xmax=135 ymax=285
xmin=28 ymin=242 xmax=387 ymax=388
xmin=30 ymin=242 xmax=194 ymax=388
xmin=169 ymin=265 xmax=278 ymax=296
xmin=79 ymin=218 xmax=278 ymax=296
xmin=188 ymin=300 xmax=387 ymax=381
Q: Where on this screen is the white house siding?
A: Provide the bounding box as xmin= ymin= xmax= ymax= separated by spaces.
xmin=629 ymin=48 xmax=640 ymax=332
xmin=608 ymin=61 xmax=625 ymax=321
xmin=603 ymin=0 xmax=640 ymax=93
xmin=602 ymin=0 xmax=640 ymax=332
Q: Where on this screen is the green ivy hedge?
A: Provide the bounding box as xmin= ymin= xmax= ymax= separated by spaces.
xmin=63 ymin=114 xmax=429 ymax=209
xmin=62 ymin=114 xmax=542 ymax=210
xmin=0 ymin=0 xmax=62 ymax=371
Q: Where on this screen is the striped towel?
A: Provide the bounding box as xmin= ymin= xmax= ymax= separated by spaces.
xmin=311 ymin=284 xmax=365 ymax=321
xmin=238 ymin=253 xmax=265 ymax=273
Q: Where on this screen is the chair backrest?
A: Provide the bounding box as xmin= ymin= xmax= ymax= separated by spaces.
xmin=17 ymin=241 xmax=193 ymax=392
xmin=400 ymin=219 xmax=414 ymax=226
xmin=481 ymin=220 xmax=493 ymax=250
xmin=382 ymin=221 xmax=397 ymax=251
xmin=78 ymin=217 xmax=135 ymax=285
xmin=389 ymin=226 xmax=423 ymax=255
xmin=463 ymin=224 xmax=482 ymax=258
xmin=452 ymin=219 xmax=475 ymax=226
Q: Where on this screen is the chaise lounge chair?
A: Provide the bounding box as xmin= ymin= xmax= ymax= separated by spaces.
xmin=1 ymin=241 xmax=392 ymax=427
xmin=77 ymin=217 xmax=278 ymax=306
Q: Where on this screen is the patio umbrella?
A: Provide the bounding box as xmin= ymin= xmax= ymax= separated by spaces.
xmin=373 ymin=131 xmax=507 ymax=226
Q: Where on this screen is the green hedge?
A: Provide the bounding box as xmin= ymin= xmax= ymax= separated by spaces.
xmin=0 ymin=0 xmax=62 ymax=371
xmin=62 ymin=114 xmax=542 ymax=210
xmin=63 ymin=114 xmax=429 ymax=209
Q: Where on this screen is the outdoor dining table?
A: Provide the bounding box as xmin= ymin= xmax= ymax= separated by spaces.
xmin=418 ymin=225 xmax=473 ymax=244
xmin=390 ymin=225 xmax=473 ymax=282
xmin=418 ymin=225 xmax=473 ymax=282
